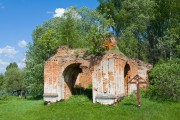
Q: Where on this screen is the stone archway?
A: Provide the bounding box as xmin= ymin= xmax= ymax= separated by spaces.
xmin=124 ymin=64 xmax=130 ymax=96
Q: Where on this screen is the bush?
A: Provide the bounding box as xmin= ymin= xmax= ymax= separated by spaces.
xmin=146 ymin=59 xmax=180 ymax=101
xmin=0 ymin=94 xmax=8 ymax=100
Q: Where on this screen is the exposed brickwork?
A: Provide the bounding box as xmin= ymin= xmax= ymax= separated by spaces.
xmin=44 ymin=46 xmax=151 ymax=105
xmin=102 ymin=35 xmax=118 ymax=50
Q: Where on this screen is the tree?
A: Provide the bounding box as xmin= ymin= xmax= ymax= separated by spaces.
xmin=98 ymin=0 xmax=180 ymax=63
xmin=4 ymin=67 xmax=25 ymax=93
xmin=146 ymin=0 xmax=180 ymax=64
xmin=78 ymin=7 xmax=114 ymax=55
xmin=0 ymin=74 xmax=5 ymax=92
xmin=97 ymin=0 xmax=123 ymax=36
xmin=160 ymin=27 xmax=180 ymax=60
xmin=98 ymin=0 xmax=156 ymax=61
xmin=6 ymin=62 xmax=18 ymax=71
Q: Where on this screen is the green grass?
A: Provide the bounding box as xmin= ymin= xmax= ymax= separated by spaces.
xmin=0 ymin=95 xmax=180 ymax=120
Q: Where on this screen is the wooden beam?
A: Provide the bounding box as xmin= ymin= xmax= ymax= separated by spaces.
xmin=137 ymin=82 xmax=141 ymax=108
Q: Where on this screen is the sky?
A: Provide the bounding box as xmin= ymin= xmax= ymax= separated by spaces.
xmin=0 ymin=0 xmax=99 ymax=73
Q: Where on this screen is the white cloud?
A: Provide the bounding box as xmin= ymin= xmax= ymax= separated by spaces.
xmin=53 ymin=8 xmax=65 ymax=17
xmin=17 ymin=58 xmax=26 ymax=68
xmin=0 ymin=68 xmax=6 ymax=74
xmin=70 ymin=10 xmax=82 ymax=20
xmin=53 ymin=8 xmax=81 ymax=20
xmin=18 ymin=62 xmax=25 ymax=68
xmin=0 ymin=59 xmax=9 ymax=66
xmin=0 ymin=59 xmax=9 ymax=73
xmin=0 ymin=46 xmax=18 ymax=56
xmin=18 ymin=40 xmax=27 ymax=47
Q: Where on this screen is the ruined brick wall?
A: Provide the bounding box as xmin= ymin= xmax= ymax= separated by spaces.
xmin=102 ymin=35 xmax=118 ymax=50
xmin=136 ymin=59 xmax=152 ymax=88
xmin=44 ymin=46 xmax=151 ymax=104
xmin=91 ymin=53 xmax=138 ymax=103
xmin=44 ymin=46 xmax=92 ymax=102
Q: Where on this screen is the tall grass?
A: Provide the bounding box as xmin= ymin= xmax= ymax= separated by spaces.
xmin=0 ymin=95 xmax=179 ymax=120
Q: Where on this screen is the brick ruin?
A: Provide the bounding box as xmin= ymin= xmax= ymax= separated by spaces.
xmin=44 ymin=46 xmax=151 ymax=105
xmin=43 ymin=46 xmax=152 ymax=105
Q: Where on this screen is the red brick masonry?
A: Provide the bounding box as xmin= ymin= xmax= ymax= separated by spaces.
xmin=44 ymin=46 xmax=151 ymax=104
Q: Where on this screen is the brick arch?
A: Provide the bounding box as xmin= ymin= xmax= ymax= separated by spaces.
xmin=124 ymin=63 xmax=131 ymax=96
xmin=62 ymin=60 xmax=90 ymax=70
xmin=61 ymin=60 xmax=92 ymax=99
xmin=122 ymin=60 xmax=133 ymax=78
xmin=63 ymin=63 xmax=82 ymax=99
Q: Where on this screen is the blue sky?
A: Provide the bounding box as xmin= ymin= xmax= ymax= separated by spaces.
xmin=0 ymin=0 xmax=99 ymax=73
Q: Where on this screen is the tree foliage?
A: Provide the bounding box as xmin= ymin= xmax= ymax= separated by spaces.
xmin=98 ymin=0 xmax=156 ymax=61
xmin=147 ymin=59 xmax=180 ymax=101
xmin=0 ymin=74 xmax=5 ymax=91
xmin=98 ymin=0 xmax=180 ymax=63
xmin=97 ymin=0 xmax=122 ymax=36
xmin=1 ymin=63 xmax=25 ymax=94
xmin=6 ymin=62 xmax=18 ymax=71
xmin=147 ymin=0 xmax=180 ymax=64
xmin=78 ymin=7 xmax=114 ymax=55
xmin=4 ymin=65 xmax=25 ymax=93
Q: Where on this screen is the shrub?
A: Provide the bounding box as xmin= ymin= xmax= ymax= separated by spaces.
xmin=146 ymin=59 xmax=180 ymax=101
xmin=0 ymin=94 xmax=8 ymax=100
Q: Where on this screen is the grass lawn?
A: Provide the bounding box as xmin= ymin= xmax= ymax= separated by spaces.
xmin=0 ymin=95 xmax=180 ymax=120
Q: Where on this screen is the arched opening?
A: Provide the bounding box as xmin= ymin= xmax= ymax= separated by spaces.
xmin=124 ymin=64 xmax=130 ymax=96
xmin=63 ymin=63 xmax=82 ymax=98
xmin=63 ymin=63 xmax=92 ymax=100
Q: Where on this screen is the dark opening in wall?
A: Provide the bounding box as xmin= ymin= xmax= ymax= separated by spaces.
xmin=63 ymin=63 xmax=82 ymax=95
xmin=124 ymin=64 xmax=130 ymax=96
xmin=63 ymin=63 xmax=92 ymax=100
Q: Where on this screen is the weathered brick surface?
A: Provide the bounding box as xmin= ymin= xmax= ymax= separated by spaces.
xmin=44 ymin=46 xmax=151 ymax=105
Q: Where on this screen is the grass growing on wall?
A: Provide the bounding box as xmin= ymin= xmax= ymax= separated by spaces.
xmin=0 ymin=95 xmax=180 ymax=120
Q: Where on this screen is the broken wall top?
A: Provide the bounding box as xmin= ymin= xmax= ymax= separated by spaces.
xmin=45 ymin=46 xmax=151 ymax=74
xmin=47 ymin=46 xmax=138 ymax=63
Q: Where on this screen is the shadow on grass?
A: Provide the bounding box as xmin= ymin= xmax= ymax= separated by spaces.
xmin=0 ymin=101 xmax=8 ymax=105
xmin=122 ymin=102 xmax=141 ymax=108
xmin=120 ymin=94 xmax=140 ymax=108
xmin=26 ymin=95 xmax=43 ymax=100
xmin=73 ymin=88 xmax=92 ymax=101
